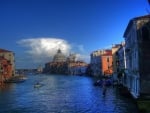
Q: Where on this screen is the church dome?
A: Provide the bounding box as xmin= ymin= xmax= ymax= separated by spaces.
xmin=53 ymin=49 xmax=66 ymax=62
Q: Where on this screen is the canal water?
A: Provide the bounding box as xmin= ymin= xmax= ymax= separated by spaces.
xmin=0 ymin=74 xmax=138 ymax=113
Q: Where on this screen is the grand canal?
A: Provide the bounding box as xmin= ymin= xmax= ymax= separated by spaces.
xmin=0 ymin=74 xmax=138 ymax=113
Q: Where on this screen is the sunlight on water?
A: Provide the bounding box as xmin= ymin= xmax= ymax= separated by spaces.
xmin=0 ymin=74 xmax=138 ymax=113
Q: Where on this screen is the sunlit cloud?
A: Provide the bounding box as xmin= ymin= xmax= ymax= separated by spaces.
xmin=17 ymin=38 xmax=71 ymax=57
xmin=76 ymin=53 xmax=90 ymax=63
xmin=17 ymin=37 xmax=90 ymax=68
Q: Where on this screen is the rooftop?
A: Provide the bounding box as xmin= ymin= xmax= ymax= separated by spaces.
xmin=0 ymin=48 xmax=12 ymax=53
xmin=124 ymin=15 xmax=150 ymax=37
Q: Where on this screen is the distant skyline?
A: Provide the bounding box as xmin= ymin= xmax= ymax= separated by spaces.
xmin=0 ymin=0 xmax=149 ymax=69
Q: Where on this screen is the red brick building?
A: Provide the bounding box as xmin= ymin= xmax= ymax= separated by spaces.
xmin=0 ymin=57 xmax=12 ymax=84
xmin=101 ymin=50 xmax=113 ymax=76
xmin=0 ymin=49 xmax=14 ymax=85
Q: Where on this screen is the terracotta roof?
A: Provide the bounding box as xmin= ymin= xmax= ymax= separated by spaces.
xmin=102 ymin=53 xmax=112 ymax=56
xmin=123 ymin=15 xmax=150 ymax=37
xmin=102 ymin=50 xmax=112 ymax=56
xmin=0 ymin=48 xmax=12 ymax=53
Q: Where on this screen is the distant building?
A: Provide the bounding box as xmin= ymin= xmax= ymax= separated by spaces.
xmin=44 ymin=49 xmax=88 ymax=75
xmin=67 ymin=53 xmax=76 ymax=62
xmin=44 ymin=49 xmax=67 ymax=74
xmin=90 ymin=50 xmax=105 ymax=76
xmin=112 ymin=44 xmax=122 ymax=73
xmin=37 ymin=65 xmax=43 ymax=73
xmin=123 ymin=15 xmax=150 ymax=98
xmin=67 ymin=61 xmax=88 ymax=75
xmin=0 ymin=48 xmax=15 ymax=84
xmin=101 ymin=50 xmax=113 ymax=76
xmin=90 ymin=49 xmax=113 ymax=76
xmin=53 ymin=49 xmax=66 ymax=62
xmin=115 ymin=42 xmax=126 ymax=85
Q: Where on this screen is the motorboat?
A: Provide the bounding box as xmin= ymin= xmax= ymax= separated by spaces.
xmin=34 ymin=82 xmax=43 ymax=88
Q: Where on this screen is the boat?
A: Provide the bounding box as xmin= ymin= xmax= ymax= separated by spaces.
xmin=4 ymin=75 xmax=27 ymax=83
xmin=94 ymin=79 xmax=113 ymax=86
xmin=34 ymin=82 xmax=43 ymax=88
xmin=94 ymin=80 xmax=103 ymax=86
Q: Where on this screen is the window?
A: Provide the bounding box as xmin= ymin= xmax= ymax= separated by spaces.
xmin=142 ymin=26 xmax=150 ymax=41
xmin=107 ymin=57 xmax=109 ymax=62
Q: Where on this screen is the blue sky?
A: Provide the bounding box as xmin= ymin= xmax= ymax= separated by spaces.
xmin=0 ymin=0 xmax=149 ymax=69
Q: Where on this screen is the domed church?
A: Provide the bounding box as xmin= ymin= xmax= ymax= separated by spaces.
xmin=44 ymin=49 xmax=88 ymax=75
xmin=53 ymin=49 xmax=66 ymax=62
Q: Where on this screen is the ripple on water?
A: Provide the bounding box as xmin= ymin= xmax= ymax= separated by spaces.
xmin=0 ymin=74 xmax=138 ymax=113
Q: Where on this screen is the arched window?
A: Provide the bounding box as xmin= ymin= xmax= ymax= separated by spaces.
xmin=142 ymin=26 xmax=150 ymax=41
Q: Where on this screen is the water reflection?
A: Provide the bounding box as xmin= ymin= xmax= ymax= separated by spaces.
xmin=0 ymin=74 xmax=138 ymax=113
xmin=0 ymin=83 xmax=15 ymax=92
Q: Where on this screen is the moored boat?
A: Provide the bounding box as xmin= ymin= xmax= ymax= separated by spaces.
xmin=94 ymin=79 xmax=113 ymax=86
xmin=4 ymin=75 xmax=27 ymax=83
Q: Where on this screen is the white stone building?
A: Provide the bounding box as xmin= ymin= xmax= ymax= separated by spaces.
xmin=123 ymin=15 xmax=150 ymax=98
xmin=116 ymin=42 xmax=127 ymax=85
xmin=90 ymin=50 xmax=105 ymax=76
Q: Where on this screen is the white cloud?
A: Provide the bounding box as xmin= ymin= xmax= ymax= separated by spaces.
xmin=17 ymin=37 xmax=90 ymax=68
xmin=76 ymin=53 xmax=90 ymax=63
xmin=18 ymin=38 xmax=71 ymax=58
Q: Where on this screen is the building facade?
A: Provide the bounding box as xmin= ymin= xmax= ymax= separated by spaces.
xmin=112 ymin=44 xmax=121 ymax=73
xmin=115 ymin=42 xmax=127 ymax=85
xmin=90 ymin=49 xmax=113 ymax=77
xmin=123 ymin=15 xmax=150 ymax=98
xmin=101 ymin=50 xmax=113 ymax=76
xmin=44 ymin=49 xmax=88 ymax=75
xmin=0 ymin=49 xmax=15 ymax=84
xmin=90 ymin=50 xmax=105 ymax=76
xmin=67 ymin=61 xmax=88 ymax=75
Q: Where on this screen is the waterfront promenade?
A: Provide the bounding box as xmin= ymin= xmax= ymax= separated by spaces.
xmin=0 ymin=74 xmax=138 ymax=113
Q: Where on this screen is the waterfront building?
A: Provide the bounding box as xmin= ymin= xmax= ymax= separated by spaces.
xmin=0 ymin=49 xmax=15 ymax=84
xmin=90 ymin=50 xmax=105 ymax=76
xmin=90 ymin=49 xmax=113 ymax=77
xmin=123 ymin=15 xmax=150 ymax=98
xmin=67 ymin=61 xmax=88 ymax=75
xmin=37 ymin=65 xmax=43 ymax=74
xmin=0 ymin=57 xmax=12 ymax=84
xmin=112 ymin=44 xmax=122 ymax=81
xmin=112 ymin=44 xmax=121 ymax=74
xmin=67 ymin=53 xmax=76 ymax=62
xmin=44 ymin=49 xmax=67 ymax=74
xmin=101 ymin=50 xmax=113 ymax=76
xmin=53 ymin=49 xmax=66 ymax=62
xmin=115 ymin=42 xmax=126 ymax=85
xmin=44 ymin=49 xmax=88 ymax=75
